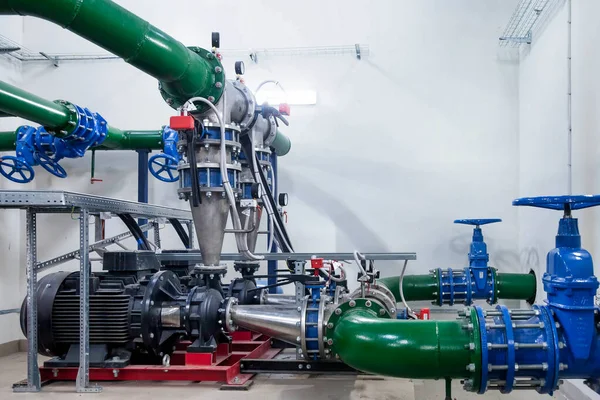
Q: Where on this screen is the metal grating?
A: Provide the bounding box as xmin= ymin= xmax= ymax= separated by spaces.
xmin=0 ymin=34 xmax=369 ymax=65
xmin=499 ymin=0 xmax=565 ymax=47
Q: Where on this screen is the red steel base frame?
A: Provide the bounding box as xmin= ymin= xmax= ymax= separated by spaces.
xmin=38 ymin=333 xmax=279 ymax=387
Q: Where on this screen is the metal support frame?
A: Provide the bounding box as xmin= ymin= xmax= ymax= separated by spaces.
xmin=3 ymin=190 xmax=193 ymax=393
xmin=294 ymin=260 xmax=306 ymax=360
xmin=13 ymin=210 xmax=40 ymax=392
xmin=76 ymin=208 xmax=101 ymax=393
xmin=153 ymin=220 xmax=161 ymax=249
xmin=137 ymin=150 xmax=149 ymax=248
xmin=157 ymin=252 xmax=416 ymax=263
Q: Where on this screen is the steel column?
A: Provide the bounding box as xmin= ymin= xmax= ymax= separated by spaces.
xmin=137 ymin=150 xmax=149 ymax=249
xmin=14 ymin=210 xmax=40 ymax=392
xmin=76 ymin=208 xmax=102 ymax=393
xmin=153 ymin=220 xmax=161 ymax=249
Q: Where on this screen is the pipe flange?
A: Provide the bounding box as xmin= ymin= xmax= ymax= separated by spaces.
xmin=202 ymin=121 xmax=242 ymax=133
xmin=159 ymin=46 xmax=225 ymax=113
xmin=300 ymin=297 xmax=309 ymax=359
xmin=262 ymin=115 xmax=277 ymax=146
xmin=231 ymin=80 xmax=256 ymax=129
xmin=224 ymin=297 xmax=238 ymax=333
xmin=193 ymin=264 xmax=228 ymax=275
xmin=349 ymin=283 xmax=397 ymax=318
xmin=323 ymin=298 xmax=389 ymax=359
xmin=317 ymin=294 xmax=331 ymax=360
xmin=459 ymin=307 xmax=483 ymax=393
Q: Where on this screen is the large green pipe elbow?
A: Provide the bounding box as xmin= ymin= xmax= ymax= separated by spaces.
xmin=0 ymin=0 xmax=224 ymax=110
xmin=270 ymin=129 xmax=291 ymax=156
xmin=331 ymin=309 xmax=473 ymax=379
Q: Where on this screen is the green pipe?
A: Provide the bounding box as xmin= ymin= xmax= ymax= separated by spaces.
xmin=0 ymin=0 xmax=224 ymax=111
xmin=496 ymin=270 xmax=537 ymax=304
xmin=378 ymin=274 xmax=438 ymax=302
xmin=331 ymin=309 xmax=473 ymax=379
xmin=0 ymin=130 xmax=17 ymax=151
xmin=0 ymin=110 xmax=13 ymax=118
xmin=0 ymin=80 xmax=75 ymax=128
xmin=0 ymin=127 xmax=163 ymax=152
xmin=271 ymin=129 xmax=292 ymax=156
xmin=378 ymin=269 xmax=537 ymax=304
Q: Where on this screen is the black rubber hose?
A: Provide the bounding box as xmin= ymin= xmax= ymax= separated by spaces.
xmin=187 ymin=122 xmax=202 ymax=208
xmin=118 ymin=214 xmax=151 ymax=250
xmin=239 ymin=136 xmax=294 ymax=253
xmin=168 ymin=218 xmax=190 ymax=249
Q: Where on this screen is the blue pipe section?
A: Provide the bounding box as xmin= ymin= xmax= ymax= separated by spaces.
xmin=435 ymin=219 xmax=501 ymax=306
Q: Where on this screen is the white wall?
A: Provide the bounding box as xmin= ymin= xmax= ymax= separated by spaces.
xmin=0 ymin=0 xmax=521 ymax=342
xmin=0 ymin=16 xmax=27 ymax=344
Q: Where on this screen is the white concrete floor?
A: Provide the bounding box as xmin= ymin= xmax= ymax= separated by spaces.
xmin=0 ymin=352 xmax=569 ymax=400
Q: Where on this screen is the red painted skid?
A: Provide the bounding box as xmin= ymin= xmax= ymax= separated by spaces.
xmin=38 ymin=335 xmax=279 ymax=386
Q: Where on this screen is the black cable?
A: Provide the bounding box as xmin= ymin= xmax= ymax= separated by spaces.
xmin=187 ymin=121 xmax=202 ymax=207
xmin=168 ymin=218 xmax=190 ymax=249
xmin=118 ymin=214 xmax=151 ymax=250
xmin=239 ymin=135 xmax=294 ymax=253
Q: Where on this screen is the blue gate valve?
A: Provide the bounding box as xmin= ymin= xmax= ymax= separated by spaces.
xmin=149 ymin=127 xmax=181 ymax=182
xmin=435 ymin=219 xmax=502 ymax=306
xmin=513 ymin=195 xmax=600 ymax=361
xmin=454 ymin=219 xmax=501 ymax=293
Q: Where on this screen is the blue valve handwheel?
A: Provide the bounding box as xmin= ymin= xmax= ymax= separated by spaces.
xmin=33 ymin=152 xmax=67 ymax=178
xmin=513 ymin=195 xmax=600 ymax=211
xmin=0 ymin=155 xmax=35 ymax=183
xmin=454 ymin=219 xmax=501 ymax=226
xmin=149 ymin=154 xmax=179 ymax=183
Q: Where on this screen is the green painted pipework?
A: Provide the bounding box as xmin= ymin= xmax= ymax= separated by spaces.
xmin=378 ymin=270 xmax=536 ymax=304
xmin=378 ymin=274 xmax=438 ymax=302
xmin=0 ymin=128 xmax=163 ymax=152
xmin=271 ymin=129 xmax=292 ymax=156
xmin=496 ymin=270 xmax=537 ymax=304
xmin=331 ymin=308 xmax=474 ymax=379
xmin=0 ymin=0 xmax=225 ymax=111
xmin=0 ymin=80 xmax=75 ymax=129
xmin=0 ymin=130 xmax=17 ymax=151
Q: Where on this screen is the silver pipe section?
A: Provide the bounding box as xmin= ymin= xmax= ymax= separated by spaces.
xmin=229 ymin=304 xmax=301 ymax=345
xmin=260 ymin=293 xmax=297 ymax=306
